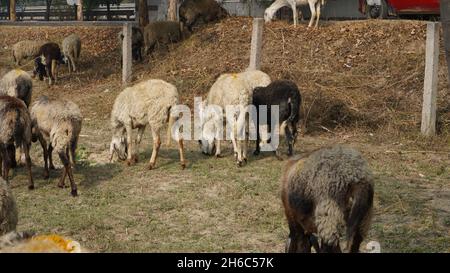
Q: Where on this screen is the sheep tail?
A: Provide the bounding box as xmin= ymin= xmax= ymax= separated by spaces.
xmin=346 ymin=182 xmax=374 ymax=250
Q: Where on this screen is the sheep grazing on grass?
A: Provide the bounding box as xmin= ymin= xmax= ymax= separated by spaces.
xmin=143 ymin=21 xmax=186 ymax=56
xmin=179 ymin=0 xmax=229 ymax=31
xmin=252 ymin=80 xmax=301 ymax=157
xmin=0 ymin=96 xmax=34 ymax=190
xmin=264 ymin=0 xmax=325 ymax=28
xmin=281 ymin=145 xmax=374 ymax=253
xmin=110 ymin=79 xmax=185 ymax=170
xmin=118 ymin=26 xmax=144 ymax=63
xmin=0 ymin=177 xmax=18 ymax=236
xmin=30 ymin=96 xmax=82 ymax=197
xmin=62 ymin=34 xmax=81 ymax=74
xmin=198 ymin=70 xmax=271 ymax=166
xmin=0 ymin=69 xmax=33 ymax=108
xmin=0 ymin=232 xmax=85 ymax=253
xmin=33 ymin=42 xmax=64 ymax=85
xmin=11 ymin=40 xmax=48 ymax=66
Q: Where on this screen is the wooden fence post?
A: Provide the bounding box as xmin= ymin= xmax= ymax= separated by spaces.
xmin=122 ymin=23 xmax=132 ymax=84
xmin=10 ymin=0 xmax=16 ymax=21
xmin=441 ymin=0 xmax=450 ymax=86
xmin=421 ymin=22 xmax=440 ymax=136
xmin=248 ymin=18 xmax=264 ymax=71
xmin=77 ymin=0 xmax=83 ymax=21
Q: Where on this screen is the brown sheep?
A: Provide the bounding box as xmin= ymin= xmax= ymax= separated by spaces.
xmin=179 ymin=0 xmax=229 ymax=31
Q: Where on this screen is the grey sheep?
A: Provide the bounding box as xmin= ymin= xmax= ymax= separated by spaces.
xmin=281 ymin=145 xmax=374 ymax=253
xmin=0 ymin=177 xmax=18 ymax=236
xmin=109 ymin=79 xmax=186 ymax=170
xmin=11 ymin=40 xmax=48 ymax=66
xmin=0 ymin=69 xmax=33 ymax=108
xmin=30 ymin=96 xmax=82 ymax=197
xmin=62 ymin=34 xmax=81 ymax=73
xmin=143 ymin=21 xmax=185 ymax=56
xmin=118 ymin=26 xmax=144 ymax=63
xmin=0 ymin=96 xmax=34 ymax=190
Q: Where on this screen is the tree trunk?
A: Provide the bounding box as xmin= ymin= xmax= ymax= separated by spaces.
xmin=138 ymin=0 xmax=149 ymax=28
xmin=167 ymin=0 xmax=177 ymax=21
xmin=106 ymin=0 xmax=111 ymax=21
xmin=45 ymin=0 xmax=52 ymax=21
xmin=441 ymin=0 xmax=450 ymax=86
xmin=9 ymin=0 xmax=16 ymax=21
xmin=77 ymin=0 xmax=83 ymax=21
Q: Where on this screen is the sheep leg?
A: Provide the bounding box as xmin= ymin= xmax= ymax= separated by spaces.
xmin=315 ymin=2 xmax=321 ymax=29
xmin=292 ymin=4 xmax=298 ymax=26
xmin=67 ymin=165 xmax=77 ymax=197
xmin=285 ymin=122 xmax=295 ymax=156
xmin=46 ymin=63 xmax=53 ymax=85
xmin=57 ymin=150 xmax=71 ymax=189
xmin=215 ymin=139 xmax=221 ymax=158
xmin=0 ymin=147 xmax=9 ymax=181
xmin=23 ymin=144 xmax=34 ymax=190
xmin=69 ymin=136 xmax=79 ymax=167
xmin=253 ymin=111 xmax=261 ymax=156
xmin=308 ymin=1 xmax=316 ymax=28
xmin=7 ymin=144 xmax=17 ymax=168
xmin=39 ymin=136 xmax=49 ymax=179
xmin=48 ymin=145 xmax=56 ymax=170
xmin=70 ymin=54 xmax=77 ymax=72
xmin=178 ymin=138 xmax=186 ymax=169
xmin=147 ymin=129 xmax=161 ymax=170
xmin=51 ymin=59 xmax=57 ymax=84
xmin=125 ymin=125 xmax=137 ymax=165
xmin=285 ymin=221 xmax=311 ymax=253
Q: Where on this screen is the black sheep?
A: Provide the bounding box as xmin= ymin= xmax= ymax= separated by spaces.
xmin=32 ymin=42 xmax=64 ymax=85
xmin=252 ymin=80 xmax=301 ymax=157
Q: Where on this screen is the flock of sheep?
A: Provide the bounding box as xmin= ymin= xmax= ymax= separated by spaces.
xmin=0 ymin=0 xmax=375 ymax=253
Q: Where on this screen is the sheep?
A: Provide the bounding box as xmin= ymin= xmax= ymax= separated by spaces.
xmin=0 ymin=232 xmax=85 ymax=253
xmin=264 ymin=0 xmax=326 ymax=28
xmin=0 ymin=69 xmax=33 ymax=107
xmin=118 ymin=26 xmax=144 ymax=63
xmin=30 ymin=96 xmax=82 ymax=197
xmin=0 ymin=96 xmax=34 ymax=190
xmin=0 ymin=177 xmax=18 ymax=236
xmin=142 ymin=21 xmax=186 ymax=56
xmin=281 ymin=145 xmax=374 ymax=253
xmin=252 ymin=80 xmax=301 ymax=157
xmin=11 ymin=40 xmax=48 ymax=66
xmin=198 ymin=70 xmax=271 ymax=166
xmin=179 ymin=0 xmax=229 ymax=31
xmin=62 ymin=34 xmax=81 ymax=74
xmin=109 ymin=79 xmax=185 ymax=170
xmin=32 ymin=42 xmax=64 ymax=85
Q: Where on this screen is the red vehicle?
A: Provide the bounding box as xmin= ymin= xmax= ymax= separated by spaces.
xmin=359 ymin=0 xmax=440 ymax=19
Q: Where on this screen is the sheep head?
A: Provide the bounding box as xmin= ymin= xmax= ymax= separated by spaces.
xmin=109 ymin=127 xmax=128 ymax=161
xmin=197 ymin=102 xmax=221 ymax=156
xmin=264 ymin=8 xmax=276 ymax=23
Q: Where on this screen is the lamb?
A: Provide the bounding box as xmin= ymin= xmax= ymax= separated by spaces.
xmin=179 ymin=0 xmax=229 ymax=31
xmin=0 ymin=96 xmax=34 ymax=190
xmin=198 ymin=70 xmax=271 ymax=166
xmin=30 ymin=96 xmax=82 ymax=197
xmin=62 ymin=34 xmax=81 ymax=73
xmin=118 ymin=26 xmax=144 ymax=63
xmin=109 ymin=79 xmax=185 ymax=170
xmin=142 ymin=21 xmax=185 ymax=56
xmin=0 ymin=177 xmax=18 ymax=236
xmin=33 ymin=42 xmax=64 ymax=85
xmin=11 ymin=40 xmax=48 ymax=66
xmin=252 ymin=80 xmax=301 ymax=157
xmin=264 ymin=0 xmax=326 ymax=28
xmin=281 ymin=145 xmax=374 ymax=253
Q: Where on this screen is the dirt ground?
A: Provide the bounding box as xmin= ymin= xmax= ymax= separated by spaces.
xmin=0 ymin=17 xmax=449 ymax=252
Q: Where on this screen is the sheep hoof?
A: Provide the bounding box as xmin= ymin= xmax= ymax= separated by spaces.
xmin=71 ymin=189 xmax=78 ymax=197
xmin=215 ymin=154 xmax=222 ymax=158
xmin=180 ymin=162 xmax=186 ymax=169
xmin=253 ymin=150 xmax=260 ymax=156
xmin=57 ymin=183 xmax=66 ymax=188
xmin=43 ymin=173 xmax=49 ymax=179
xmin=50 ymin=165 xmax=56 ymax=170
xmin=237 ymin=161 xmax=243 ymax=167
xmin=147 ymin=163 xmax=155 ymax=170
xmin=28 ymin=185 xmax=34 ymax=190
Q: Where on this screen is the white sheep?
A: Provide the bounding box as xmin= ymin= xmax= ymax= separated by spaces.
xmin=30 ymin=96 xmax=83 ymax=197
xmin=62 ymin=34 xmax=81 ymax=73
xmin=198 ymin=70 xmax=271 ymax=166
xmin=264 ymin=0 xmax=326 ymax=28
xmin=11 ymin=40 xmax=48 ymax=66
xmin=0 ymin=69 xmax=33 ymax=107
xmin=109 ymin=79 xmax=186 ymax=170
xmin=0 ymin=177 xmax=18 ymax=236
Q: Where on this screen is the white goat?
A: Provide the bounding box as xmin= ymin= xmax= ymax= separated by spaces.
xmin=264 ymin=0 xmax=325 ymax=28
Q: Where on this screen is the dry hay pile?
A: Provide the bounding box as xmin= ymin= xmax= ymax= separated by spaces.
xmin=143 ymin=17 xmax=449 ymax=136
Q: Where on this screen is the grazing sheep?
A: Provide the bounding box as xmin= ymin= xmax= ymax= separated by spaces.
xmin=0 ymin=69 xmax=32 ymax=107
xmin=0 ymin=96 xmax=34 ymax=190
xmin=179 ymin=0 xmax=229 ymax=31
xmin=0 ymin=232 xmax=85 ymax=253
xmin=33 ymin=42 xmax=64 ymax=85
xmin=11 ymin=40 xmax=48 ymax=66
xmin=118 ymin=26 xmax=144 ymax=63
xmin=264 ymin=0 xmax=325 ymax=28
xmin=109 ymin=79 xmax=185 ymax=170
xmin=143 ymin=21 xmax=185 ymax=56
xmin=30 ymin=96 xmax=82 ymax=197
xmin=0 ymin=177 xmax=18 ymax=236
xmin=62 ymin=34 xmax=81 ymax=73
xmin=199 ymin=70 xmax=271 ymax=166
xmin=252 ymin=80 xmax=301 ymax=157
xmin=281 ymin=145 xmax=374 ymax=253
